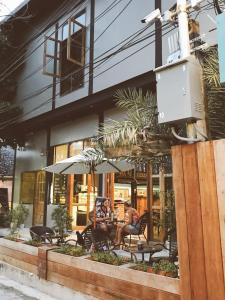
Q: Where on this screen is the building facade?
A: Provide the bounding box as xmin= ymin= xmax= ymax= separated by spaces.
xmin=3 ymin=0 xmax=217 ymax=230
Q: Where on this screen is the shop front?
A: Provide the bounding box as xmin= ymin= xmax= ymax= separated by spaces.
xmin=48 ymin=140 xmax=173 ymax=240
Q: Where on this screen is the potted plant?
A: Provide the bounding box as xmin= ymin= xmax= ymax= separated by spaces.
xmin=150 ymin=260 xmax=178 ymax=278
xmin=10 ymin=204 xmax=29 ymax=234
xmin=51 ymin=205 xmax=73 ymax=240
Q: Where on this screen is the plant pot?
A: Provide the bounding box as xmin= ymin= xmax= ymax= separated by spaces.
xmin=147 ymin=266 xmax=155 ymax=273
xmin=158 ymin=270 xmax=167 ymax=276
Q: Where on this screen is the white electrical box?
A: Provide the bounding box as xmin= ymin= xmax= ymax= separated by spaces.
xmin=155 ymin=56 xmax=204 ymax=124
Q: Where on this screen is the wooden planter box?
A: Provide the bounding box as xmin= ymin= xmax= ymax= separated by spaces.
xmin=0 ymin=238 xmax=38 ymax=274
xmin=47 ymin=251 xmax=180 ymax=300
xmin=0 ymin=238 xmax=180 ymax=300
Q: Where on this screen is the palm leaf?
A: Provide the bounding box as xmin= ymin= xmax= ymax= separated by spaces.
xmin=199 ymin=46 xmax=225 ymax=139
xmin=97 ymin=88 xmax=173 ymax=160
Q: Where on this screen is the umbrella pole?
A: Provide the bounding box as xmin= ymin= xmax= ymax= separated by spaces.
xmin=92 ymin=167 xmax=96 ymax=228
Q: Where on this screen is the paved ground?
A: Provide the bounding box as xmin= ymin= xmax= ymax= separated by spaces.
xmin=0 ymin=276 xmax=56 ymax=300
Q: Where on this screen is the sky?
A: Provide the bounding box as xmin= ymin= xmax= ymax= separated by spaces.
xmin=0 ymin=0 xmax=26 ymax=22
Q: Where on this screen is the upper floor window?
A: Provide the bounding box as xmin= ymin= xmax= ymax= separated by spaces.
xmin=43 ymin=11 xmax=86 ymax=96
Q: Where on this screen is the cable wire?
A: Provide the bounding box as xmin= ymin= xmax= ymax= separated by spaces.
xmin=0 ymin=24 xmax=175 ymax=130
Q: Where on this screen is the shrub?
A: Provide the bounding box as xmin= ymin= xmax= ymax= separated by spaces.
xmin=55 ymin=245 xmax=85 ymax=257
xmin=131 ymin=262 xmax=148 ymax=272
xmin=51 ymin=205 xmax=73 ymax=237
xmin=152 ymin=260 xmax=178 ymax=277
xmin=24 ymin=239 xmax=42 ymax=247
xmin=10 ymin=204 xmax=29 ymax=234
xmin=90 ymin=252 xmax=126 ymax=266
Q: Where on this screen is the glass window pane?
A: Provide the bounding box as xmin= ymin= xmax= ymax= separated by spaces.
xmin=54 ymin=144 xmax=68 ymax=162
xmin=52 ymin=144 xmax=68 ymax=205
xmin=45 ymin=57 xmax=54 ymax=74
xmin=153 ymin=177 xmax=160 ymax=204
xmin=72 ymin=206 xmax=87 ymax=226
xmin=70 ymin=141 xmax=83 ymax=156
xmin=73 ymin=174 xmax=86 ymax=203
xmin=62 ymin=23 xmax=69 ymax=40
xmin=20 ymin=172 xmax=36 ymax=204
xmin=53 ymin=174 xmax=67 ymax=204
xmin=46 ymin=39 xmax=55 ymax=56
xmin=76 ymin=13 xmax=85 ymax=25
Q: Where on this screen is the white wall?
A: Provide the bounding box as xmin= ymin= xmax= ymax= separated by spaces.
xmin=50 ymin=114 xmax=99 ymax=146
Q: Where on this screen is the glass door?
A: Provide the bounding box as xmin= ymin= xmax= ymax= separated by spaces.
xmin=69 ymin=141 xmax=98 ymax=230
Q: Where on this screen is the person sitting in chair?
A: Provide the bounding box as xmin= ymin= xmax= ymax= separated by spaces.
xmin=89 ymin=196 xmax=112 ymax=233
xmin=114 ymin=201 xmax=140 ymax=245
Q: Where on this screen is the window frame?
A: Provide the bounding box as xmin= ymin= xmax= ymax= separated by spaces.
xmin=67 ymin=17 xmax=86 ymax=66
xmin=43 ymin=36 xmax=62 ymax=77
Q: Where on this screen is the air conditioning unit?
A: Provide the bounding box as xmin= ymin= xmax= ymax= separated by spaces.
xmin=155 ymin=56 xmax=204 ymax=124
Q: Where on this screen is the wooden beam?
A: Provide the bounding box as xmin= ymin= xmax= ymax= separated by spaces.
xmin=172 ymin=145 xmax=192 ymax=300
xmin=213 ymin=139 xmax=225 ymax=284
xmin=172 ymin=144 xmax=208 ymax=300
xmin=197 ymin=141 xmax=225 ymax=300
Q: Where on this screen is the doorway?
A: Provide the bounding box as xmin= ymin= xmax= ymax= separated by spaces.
xmin=33 ymin=171 xmax=46 ymax=225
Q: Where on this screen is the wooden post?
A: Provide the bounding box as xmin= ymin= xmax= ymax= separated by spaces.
xmin=214 ymin=140 xmax=225 ymax=284
xmin=197 ymin=142 xmax=225 ymax=300
xmin=159 ymin=166 xmax=165 ymax=241
xmin=172 ymin=142 xmax=225 ymax=300
xmin=147 ymin=162 xmax=153 ymax=241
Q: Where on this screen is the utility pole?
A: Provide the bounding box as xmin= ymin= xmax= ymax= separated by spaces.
xmin=177 ymin=0 xmax=197 ymax=138
xmin=177 ymin=0 xmax=190 ymax=59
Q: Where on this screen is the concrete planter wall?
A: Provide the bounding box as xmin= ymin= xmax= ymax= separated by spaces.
xmin=0 ymin=238 xmax=38 ymax=274
xmin=0 ymin=238 xmax=180 ymax=300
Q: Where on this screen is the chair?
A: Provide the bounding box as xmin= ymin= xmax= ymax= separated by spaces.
xmin=151 ymin=228 xmax=178 ymax=263
xmin=30 ymin=226 xmax=56 ymax=243
xmin=123 ymin=212 xmax=149 ymax=247
xmin=75 ymin=224 xmax=114 ymax=252
xmin=75 ymin=224 xmax=93 ymax=251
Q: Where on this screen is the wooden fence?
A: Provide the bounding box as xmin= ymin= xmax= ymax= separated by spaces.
xmin=172 ymin=140 xmax=225 ymax=300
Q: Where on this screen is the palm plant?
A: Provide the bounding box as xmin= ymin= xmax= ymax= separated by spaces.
xmin=200 ymin=46 xmax=225 ymax=139
xmin=97 ymin=88 xmax=173 ymax=162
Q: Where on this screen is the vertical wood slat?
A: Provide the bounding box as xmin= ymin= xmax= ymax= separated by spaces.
xmin=182 ymin=144 xmax=208 ymax=300
xmin=172 ymin=146 xmax=192 ymax=300
xmin=213 ymin=140 xmax=225 ymax=286
xmin=159 ymin=167 xmax=165 ymax=240
xmin=197 ymin=141 xmax=225 ymax=300
xmin=172 ymin=144 xmax=208 ymax=300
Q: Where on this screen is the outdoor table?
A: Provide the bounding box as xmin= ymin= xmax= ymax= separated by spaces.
xmin=128 ymin=243 xmax=164 ymax=264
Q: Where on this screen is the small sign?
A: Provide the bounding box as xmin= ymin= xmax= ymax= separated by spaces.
xmin=217 ymin=12 xmax=225 ymax=84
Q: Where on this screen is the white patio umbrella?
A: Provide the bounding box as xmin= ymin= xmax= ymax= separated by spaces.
xmin=44 ymin=148 xmax=134 ymax=226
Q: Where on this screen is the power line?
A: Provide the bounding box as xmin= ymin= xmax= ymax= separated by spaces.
xmin=11 ymin=23 xmax=160 ymax=107
xmin=0 ymin=24 xmax=175 ymax=130
xmin=94 ymin=0 xmax=134 ymax=43
xmin=12 ymin=0 xmax=132 ymax=88
xmin=0 ymin=0 xmax=125 ymax=82
xmin=0 ymin=0 xmax=87 ymax=81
